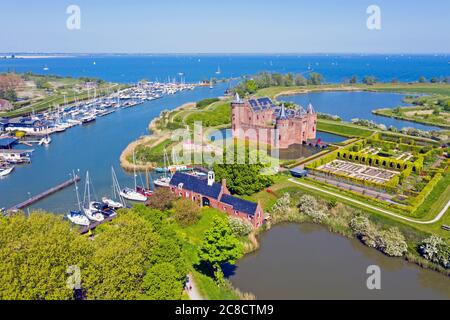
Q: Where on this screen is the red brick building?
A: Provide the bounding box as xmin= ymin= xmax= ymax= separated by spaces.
xmin=169 ymin=171 xmax=264 ymax=228
xmin=231 ymin=95 xmax=317 ymax=149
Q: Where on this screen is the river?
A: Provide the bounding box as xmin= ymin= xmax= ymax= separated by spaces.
xmin=229 ymin=224 xmax=450 ymax=300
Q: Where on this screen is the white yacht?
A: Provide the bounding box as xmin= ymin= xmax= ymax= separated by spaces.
xmin=67 ymin=211 xmax=90 ymax=226
xmin=120 ymin=187 xmax=147 ymax=202
xmin=0 ymin=166 xmax=14 ymax=177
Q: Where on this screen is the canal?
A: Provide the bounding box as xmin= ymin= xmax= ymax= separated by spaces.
xmin=229 ymin=224 xmax=450 ymax=300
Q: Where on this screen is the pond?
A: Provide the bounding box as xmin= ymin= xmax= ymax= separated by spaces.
xmin=280 ymin=91 xmax=441 ymax=131
xmin=229 ymin=224 xmax=450 ymax=300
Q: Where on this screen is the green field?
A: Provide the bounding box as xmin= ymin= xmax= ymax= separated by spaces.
xmin=317 ymin=119 xmax=375 ymax=138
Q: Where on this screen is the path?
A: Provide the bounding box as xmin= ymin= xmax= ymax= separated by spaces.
xmin=186 ymin=273 xmax=203 ymax=300
xmin=288 ymin=178 xmax=450 ymax=225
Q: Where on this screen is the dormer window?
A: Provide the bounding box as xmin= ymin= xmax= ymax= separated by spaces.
xmin=178 ymin=183 xmax=184 ymax=190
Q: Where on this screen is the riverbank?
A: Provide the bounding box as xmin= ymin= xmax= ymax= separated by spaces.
xmin=373 ymin=106 xmax=450 ymax=129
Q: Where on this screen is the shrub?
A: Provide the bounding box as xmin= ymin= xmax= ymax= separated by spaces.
xmin=228 ymin=217 xmax=253 ymax=237
xmin=271 ymin=193 xmax=291 ymax=214
xmin=349 ymin=214 xmax=370 ymax=237
xmin=377 ymin=227 xmax=408 ymax=257
xmin=172 ymin=198 xmax=201 ymax=227
xmin=147 ymin=188 xmax=178 ymax=211
xmin=297 ymin=195 xmax=327 ymax=222
xmin=419 ymin=235 xmax=450 ymax=268
xmin=142 ymin=263 xmax=183 ymax=300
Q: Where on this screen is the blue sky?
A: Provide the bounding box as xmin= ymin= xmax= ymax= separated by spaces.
xmin=1 ymin=0 xmax=449 ymax=53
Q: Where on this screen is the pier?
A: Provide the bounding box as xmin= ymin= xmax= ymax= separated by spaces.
xmin=7 ymin=175 xmax=81 ymax=212
xmin=79 ymin=215 xmax=116 ymax=234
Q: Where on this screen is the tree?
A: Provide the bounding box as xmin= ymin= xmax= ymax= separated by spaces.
xmin=420 ymin=235 xmax=450 ymax=268
xmin=228 ymin=217 xmax=253 ymax=237
xmin=418 ymin=76 xmax=427 ymax=83
xmin=307 ymin=73 xmax=324 ymax=85
xmin=172 ymin=198 xmax=201 ymax=227
xmin=142 ymin=263 xmax=183 ymax=300
xmin=350 ymin=214 xmax=370 ymax=237
xmin=363 ymin=76 xmax=377 ymax=85
xmin=213 ymin=163 xmax=274 ymax=196
xmin=271 ymin=193 xmax=291 ymax=214
xmin=83 ymin=211 xmax=159 ymax=300
xmin=0 ymin=212 xmax=90 ymax=300
xmin=377 ymin=227 xmax=408 ymax=257
xmin=199 ymin=217 xmax=243 ymax=283
xmin=297 ymin=195 xmax=327 ymax=222
xmin=147 ymin=187 xmax=178 ymax=211
xmin=349 ymin=75 xmax=358 ymax=84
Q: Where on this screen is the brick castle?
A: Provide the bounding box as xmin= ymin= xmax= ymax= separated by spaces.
xmin=231 ymin=95 xmax=317 ymax=149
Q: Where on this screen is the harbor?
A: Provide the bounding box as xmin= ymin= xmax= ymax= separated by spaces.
xmin=0 ymin=80 xmax=202 ymax=180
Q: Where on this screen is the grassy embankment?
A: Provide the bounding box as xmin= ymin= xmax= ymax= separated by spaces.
xmin=369 ymin=83 xmax=450 ymax=129
xmin=173 ymin=207 xmax=254 ymax=300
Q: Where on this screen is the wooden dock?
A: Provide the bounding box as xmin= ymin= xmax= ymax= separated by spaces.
xmin=7 ymin=175 xmax=81 ymax=212
xmin=79 ymin=215 xmax=116 ymax=234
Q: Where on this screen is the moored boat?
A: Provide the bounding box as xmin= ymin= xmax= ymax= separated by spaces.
xmin=120 ymin=187 xmax=147 ymax=202
xmin=0 ymin=165 xmax=14 ymax=177
xmin=67 ymin=210 xmax=90 ymax=226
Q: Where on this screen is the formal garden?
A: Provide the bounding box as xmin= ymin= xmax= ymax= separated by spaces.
xmin=305 ymin=132 xmax=449 ymax=214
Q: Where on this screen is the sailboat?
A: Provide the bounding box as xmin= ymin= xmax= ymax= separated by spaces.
xmin=209 ymin=78 xmax=214 ymax=89
xmin=0 ymin=165 xmax=14 ymax=177
xmin=215 ymin=66 xmax=221 ymax=75
xmin=120 ymin=153 xmax=148 ymax=202
xmin=38 ymin=135 xmax=52 ymax=146
xmin=102 ymin=167 xmax=125 ymax=209
xmin=82 ymin=171 xmax=105 ymax=222
xmin=153 ymin=149 xmax=172 ymax=188
xmin=67 ymin=170 xmax=90 ymax=226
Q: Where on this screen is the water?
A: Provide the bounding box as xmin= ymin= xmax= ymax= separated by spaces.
xmin=281 ymin=91 xmax=440 ymax=131
xmin=229 ymin=224 xmax=450 ymax=300
xmin=0 ymin=55 xmax=445 ymax=210
xmin=1 ymin=54 xmax=450 ymax=84
xmin=0 ymin=84 xmax=229 ymax=212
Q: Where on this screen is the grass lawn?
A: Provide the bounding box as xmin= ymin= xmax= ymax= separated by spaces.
xmin=263 ymin=174 xmax=450 ymax=239
xmin=317 ymin=119 xmax=375 ymax=138
xmin=367 ymin=83 xmax=450 ymax=96
xmin=185 ymin=100 xmax=231 ymax=127
xmin=172 ymin=208 xmax=239 ymax=300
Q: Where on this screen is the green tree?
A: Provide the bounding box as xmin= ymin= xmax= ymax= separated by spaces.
xmin=83 ymin=211 xmax=159 ymax=300
xmin=349 ymin=75 xmax=358 ymax=84
xmin=0 ymin=212 xmax=90 ymax=300
xmin=199 ymin=217 xmax=243 ymax=283
xmin=307 ymin=73 xmax=324 ymax=85
xmin=213 ymin=161 xmax=274 ymax=196
xmin=363 ymin=76 xmax=377 ymax=85
xmin=147 ymin=187 xmax=178 ymax=211
xmin=173 ymin=198 xmax=201 ymax=227
xmin=418 ymin=76 xmax=427 ymax=83
xmin=142 ymin=263 xmax=183 ymax=300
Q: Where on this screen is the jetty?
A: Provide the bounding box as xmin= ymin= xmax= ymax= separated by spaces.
xmin=7 ymin=175 xmax=81 ymax=212
xmin=79 ymin=215 xmax=116 ymax=234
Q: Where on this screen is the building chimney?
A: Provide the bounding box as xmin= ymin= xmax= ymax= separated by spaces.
xmin=221 ymin=178 xmax=227 ymax=188
xmin=207 ymin=171 xmax=215 ymax=186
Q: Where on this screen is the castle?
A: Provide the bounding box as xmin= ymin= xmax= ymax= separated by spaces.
xmin=231 ymin=95 xmax=317 ymax=149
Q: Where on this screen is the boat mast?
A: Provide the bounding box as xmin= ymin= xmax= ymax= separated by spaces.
xmin=73 ymin=170 xmax=82 ymax=212
xmin=133 ymin=151 xmax=137 ymax=190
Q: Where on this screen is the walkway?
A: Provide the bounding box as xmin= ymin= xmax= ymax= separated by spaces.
xmin=186 ymin=273 xmax=203 ymax=300
xmin=288 ymin=178 xmax=450 ymax=225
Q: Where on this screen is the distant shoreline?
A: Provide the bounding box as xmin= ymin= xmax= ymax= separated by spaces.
xmin=1 ymin=55 xmax=75 ymax=59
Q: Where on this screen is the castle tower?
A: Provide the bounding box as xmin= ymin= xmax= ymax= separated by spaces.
xmin=231 ymin=92 xmax=246 ymax=139
xmin=306 ymin=103 xmax=317 ymax=140
xmin=275 ymin=104 xmax=290 ymax=149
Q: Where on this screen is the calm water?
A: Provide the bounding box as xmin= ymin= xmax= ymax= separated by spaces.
xmin=1 ymin=54 xmax=450 ymax=84
xmin=281 ymin=91 xmax=440 ymax=131
xmin=229 ymin=224 xmax=450 ymax=300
